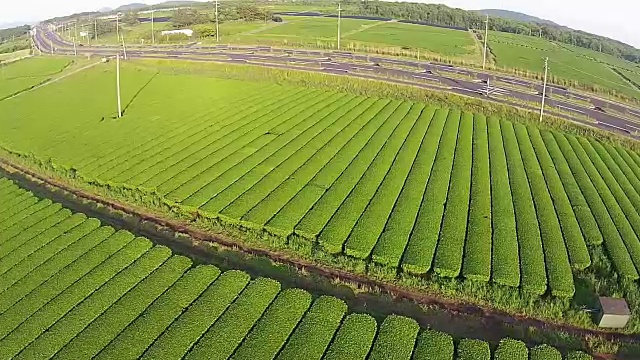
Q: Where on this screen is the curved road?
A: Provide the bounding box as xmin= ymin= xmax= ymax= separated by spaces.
xmin=33 ymin=26 xmax=640 ymax=138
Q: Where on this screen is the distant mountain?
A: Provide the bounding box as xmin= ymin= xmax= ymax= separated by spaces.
xmin=114 ymin=3 xmax=147 ymax=12
xmin=98 ymin=7 xmax=113 ymax=13
xmin=477 ymin=9 xmax=559 ymax=26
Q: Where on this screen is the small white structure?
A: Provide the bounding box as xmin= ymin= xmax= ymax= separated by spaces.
xmin=161 ymin=29 xmax=193 ymax=37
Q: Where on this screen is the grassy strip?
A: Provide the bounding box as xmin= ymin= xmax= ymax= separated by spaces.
xmin=433 ymin=111 xmax=473 ymax=278
xmin=250 ymin=98 xmax=386 ymax=229
xmin=217 ymin=95 xmax=371 ymax=218
xmin=276 ymin=296 xmax=347 ymax=360
xmin=462 ymin=114 xmax=491 ymax=281
xmin=528 ymin=127 xmax=590 ymax=270
xmin=0 ymin=236 xmax=148 ymax=359
xmin=0 ymin=227 xmax=118 ymax=314
xmin=565 ymin=134 xmax=640 ymax=274
xmin=616 ymin=147 xmax=640 ymax=181
xmin=603 ymin=143 xmax=640 ymax=212
xmin=0 ymin=198 xmax=52 ymax=230
xmin=401 ymin=109 xmax=461 ymax=274
xmin=344 ymin=104 xmax=429 ymax=259
xmin=370 ymin=107 xmax=445 ymax=267
xmin=550 ymin=132 xmax=638 ymax=278
xmin=323 ymin=313 xmax=378 ymax=360
xmin=494 ymin=338 xmax=528 ymax=360
xmin=502 ymin=120 xmax=547 ymax=295
xmin=456 ymin=338 xmax=491 ymax=360
xmin=295 ymin=100 xmax=403 ymax=239
xmin=368 ymin=315 xmax=419 ymax=360
xmin=278 ymin=99 xmax=398 ymax=238
xmin=412 ymin=329 xmax=454 ymax=360
xmin=230 ymin=288 xmax=312 ymax=360
xmin=0 ymin=213 xmax=86 ymax=274
xmin=141 ymin=270 xmax=250 ymax=360
xmin=95 ymin=265 xmax=221 ymax=360
xmin=16 ymin=246 xmax=172 ymax=359
xmin=529 ymin=344 xmax=562 ymax=360
xmin=191 ymin=96 xmax=350 ymax=211
xmin=315 ymin=102 xmax=417 ymax=254
xmin=167 ymin=91 xmax=329 ymax=201
xmin=185 ymin=278 xmax=281 ymax=360
xmin=0 ymin=219 xmax=100 ymax=291
xmin=515 ymin=124 xmax=574 ymax=297
xmin=54 ymin=255 xmax=191 ymax=359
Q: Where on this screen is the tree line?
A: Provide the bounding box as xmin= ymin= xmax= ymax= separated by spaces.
xmin=346 ymin=0 xmax=640 ymax=63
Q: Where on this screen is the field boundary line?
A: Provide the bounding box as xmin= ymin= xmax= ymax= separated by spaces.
xmin=1 ymin=157 xmax=639 ymax=350
xmin=4 ymin=59 xmax=102 ymax=101
xmin=341 ymin=21 xmax=385 ymax=37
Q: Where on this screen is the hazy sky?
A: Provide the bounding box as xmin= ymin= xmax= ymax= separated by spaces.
xmin=2 ymin=0 xmax=638 ymax=48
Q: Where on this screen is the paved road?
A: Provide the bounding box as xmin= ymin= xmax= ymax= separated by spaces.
xmin=34 ymin=26 xmax=640 ymax=138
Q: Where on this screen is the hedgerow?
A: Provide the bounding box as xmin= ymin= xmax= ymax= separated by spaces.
xmin=16 ymin=246 xmax=173 ymax=359
xmin=486 ymin=116 xmax=519 ymax=287
xmin=323 ymin=313 xmax=378 ymax=360
xmin=185 ymin=277 xmax=281 ymax=359
xmin=243 ymin=96 xmax=370 ymax=226
xmin=95 ymin=265 xmax=221 ymax=360
xmin=565 ymin=134 xmax=640 ymax=275
xmin=0 ymin=226 xmax=119 ymax=314
xmin=195 ymin=92 xmax=346 ymax=213
xmin=551 ymin=132 xmax=638 ymax=279
xmin=462 ymin=114 xmax=491 ymax=282
xmin=231 ymin=288 xmax=312 ymax=359
xmin=433 ymin=111 xmax=473 ymax=278
xmin=345 ymin=104 xmax=428 ymax=259
xmin=529 ymin=344 xmax=562 ymax=360
xmin=402 ymin=109 xmax=461 ymax=274
xmin=494 ymin=338 xmax=528 ymax=360
xmin=456 ymin=338 xmax=491 ymax=360
xmin=371 ymin=107 xmax=444 ymax=267
xmin=277 ymin=296 xmax=348 ymax=360
xmin=319 ymin=102 xmax=415 ymax=254
xmin=528 ymin=127 xmax=590 ymax=270
xmin=53 ymin=255 xmax=191 ymax=359
xmin=412 ymin=329 xmax=454 ymax=360
xmin=368 ymin=315 xmax=420 ymax=360
xmin=223 ymin=95 xmax=367 ymax=221
xmin=269 ymin=99 xmax=393 ymax=236
xmin=141 ymin=270 xmax=250 ymax=360
xmin=295 ymin=100 xmax=401 ymax=240
xmin=0 ymin=235 xmax=147 ymax=359
xmin=514 ymin=124 xmax=574 ymax=297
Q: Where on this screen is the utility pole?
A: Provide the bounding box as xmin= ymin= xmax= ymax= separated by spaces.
xmin=215 ymin=0 xmax=220 ymax=42
xmin=95 ymin=19 xmax=98 ymax=41
xmin=482 ymin=14 xmax=488 ymax=70
xmin=116 ymin=13 xmax=120 ymax=42
xmin=122 ymin=35 xmax=128 ymax=60
xmin=337 ymin=2 xmax=342 ymax=50
xmin=151 ymin=6 xmax=155 ymax=44
xmin=73 ymin=37 xmax=77 ymax=56
xmin=540 ymin=57 xmax=549 ymax=122
xmin=116 ymin=54 xmax=122 ymax=118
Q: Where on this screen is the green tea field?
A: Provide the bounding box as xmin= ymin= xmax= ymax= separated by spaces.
xmin=3 ymin=59 xmax=640 ymax=301
xmin=0 ymin=56 xmax=71 ymax=100
xmin=0 ymin=177 xmax=590 ymax=360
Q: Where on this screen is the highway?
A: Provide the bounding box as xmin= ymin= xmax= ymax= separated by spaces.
xmin=33 ymin=26 xmax=640 ymax=138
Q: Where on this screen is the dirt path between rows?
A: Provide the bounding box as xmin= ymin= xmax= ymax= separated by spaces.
xmin=1 ymin=158 xmax=638 ymax=357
